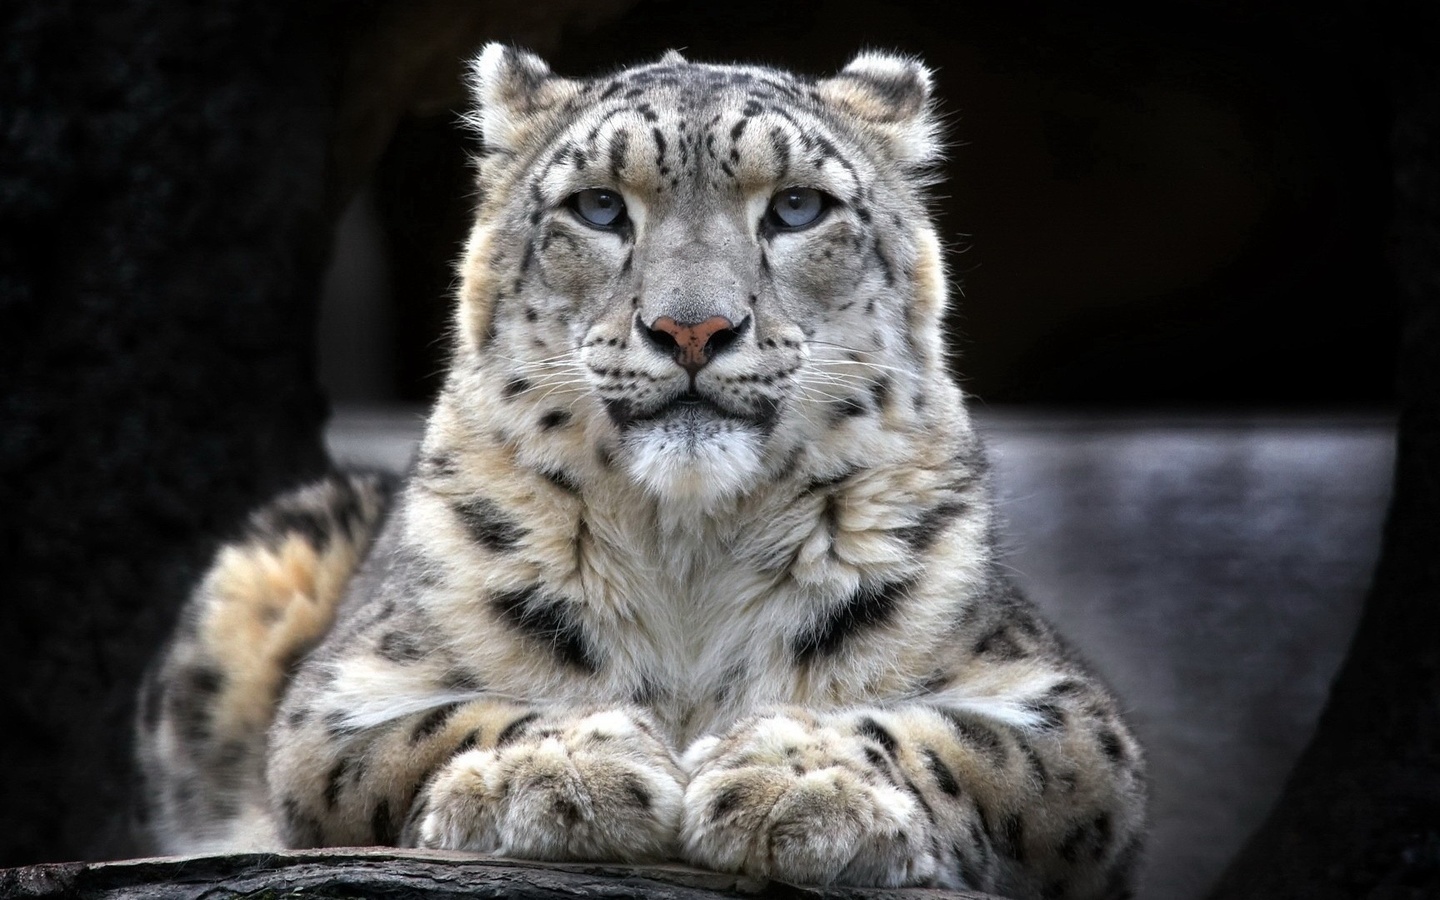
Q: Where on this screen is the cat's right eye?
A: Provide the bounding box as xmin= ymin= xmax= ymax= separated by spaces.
xmin=569 ymin=189 xmax=628 ymax=229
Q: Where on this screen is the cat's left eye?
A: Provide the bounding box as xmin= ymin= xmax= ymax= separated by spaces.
xmin=767 ymin=187 xmax=829 ymax=230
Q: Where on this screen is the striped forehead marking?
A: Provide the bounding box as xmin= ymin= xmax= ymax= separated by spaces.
xmin=535 ymin=64 xmax=864 ymax=201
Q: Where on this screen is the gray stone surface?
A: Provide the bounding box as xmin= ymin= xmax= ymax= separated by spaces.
xmin=979 ymin=412 xmax=1392 ymax=900
xmin=325 ymin=407 xmax=1397 ymax=900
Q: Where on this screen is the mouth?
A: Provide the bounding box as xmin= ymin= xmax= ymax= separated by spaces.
xmin=603 ymin=389 xmax=777 ymax=432
xmin=670 ymin=391 xmax=711 ymax=411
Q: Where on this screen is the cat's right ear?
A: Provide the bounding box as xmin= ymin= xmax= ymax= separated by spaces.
xmin=464 ymin=43 xmax=582 ymax=154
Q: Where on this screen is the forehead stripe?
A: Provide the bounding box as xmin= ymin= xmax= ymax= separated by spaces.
xmin=607 ymin=131 xmax=629 ymax=179
xmin=767 ymin=127 xmax=792 ymax=183
xmin=583 ymin=105 xmax=633 ymax=144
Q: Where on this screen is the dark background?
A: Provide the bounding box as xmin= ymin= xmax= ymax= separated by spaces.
xmin=2 ymin=1 xmax=1435 ymax=897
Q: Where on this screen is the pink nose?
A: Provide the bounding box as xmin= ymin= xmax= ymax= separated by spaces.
xmin=646 ymin=315 xmax=739 ymax=375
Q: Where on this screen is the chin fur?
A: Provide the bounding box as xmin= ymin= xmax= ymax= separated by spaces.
xmin=619 ymin=419 xmax=766 ymax=510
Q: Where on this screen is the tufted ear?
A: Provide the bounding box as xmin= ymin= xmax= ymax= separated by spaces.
xmin=465 ymin=43 xmax=582 ymax=154
xmin=818 ymin=52 xmax=942 ymax=166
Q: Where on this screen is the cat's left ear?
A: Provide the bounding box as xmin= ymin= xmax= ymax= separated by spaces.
xmin=818 ymin=52 xmax=942 ymax=165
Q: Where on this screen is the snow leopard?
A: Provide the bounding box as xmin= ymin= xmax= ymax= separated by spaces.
xmin=135 ymin=44 xmax=1147 ymax=899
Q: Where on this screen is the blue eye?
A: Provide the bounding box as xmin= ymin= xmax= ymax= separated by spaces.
xmin=768 ymin=187 xmax=828 ymax=229
xmin=570 ymin=189 xmax=627 ymax=228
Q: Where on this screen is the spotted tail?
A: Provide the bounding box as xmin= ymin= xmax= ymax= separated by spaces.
xmin=134 ymin=471 xmax=395 ymax=854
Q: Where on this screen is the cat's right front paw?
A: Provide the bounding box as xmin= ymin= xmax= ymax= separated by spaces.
xmin=402 ymin=708 xmax=683 ymax=862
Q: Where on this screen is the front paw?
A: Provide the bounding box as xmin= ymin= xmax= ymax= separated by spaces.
xmin=680 ymin=711 xmax=937 ymax=887
xmin=404 ymin=709 xmax=683 ymax=862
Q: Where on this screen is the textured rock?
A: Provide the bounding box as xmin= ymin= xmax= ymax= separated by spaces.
xmin=0 ymin=850 xmax=995 ymax=900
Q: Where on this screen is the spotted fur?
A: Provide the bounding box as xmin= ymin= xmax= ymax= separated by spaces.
xmin=136 ymin=46 xmax=1146 ymax=897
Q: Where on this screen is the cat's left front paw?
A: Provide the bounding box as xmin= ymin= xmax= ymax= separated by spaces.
xmin=679 ymin=711 xmax=937 ymax=887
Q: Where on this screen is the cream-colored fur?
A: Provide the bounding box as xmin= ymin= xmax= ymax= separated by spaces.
xmin=136 ymin=46 xmax=1146 ymax=898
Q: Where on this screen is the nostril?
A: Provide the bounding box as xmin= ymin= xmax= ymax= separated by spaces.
xmin=638 ymin=313 xmax=679 ymax=353
xmin=704 ymin=315 xmax=750 ymax=359
xmin=705 ymin=329 xmax=737 ymax=358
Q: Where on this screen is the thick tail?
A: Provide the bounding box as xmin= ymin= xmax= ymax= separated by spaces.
xmin=135 ymin=470 xmax=395 ymax=854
